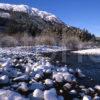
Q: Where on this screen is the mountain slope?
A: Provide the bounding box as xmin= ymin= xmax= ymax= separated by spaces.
xmin=0 ymin=3 xmax=95 ymax=46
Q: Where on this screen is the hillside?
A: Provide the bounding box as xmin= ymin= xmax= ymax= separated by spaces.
xmin=0 ymin=3 xmax=95 ymax=47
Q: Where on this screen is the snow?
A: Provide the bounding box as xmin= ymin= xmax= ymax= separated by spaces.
xmin=0 ymin=3 xmax=13 ymax=10
xmin=73 ymin=48 xmax=100 ymax=55
xmin=0 ymin=46 xmax=99 ymax=99
xmin=0 ymin=3 xmax=62 ymax=23
xmin=13 ymin=5 xmax=30 ymax=13
xmin=0 ymin=12 xmax=11 ymax=18
xmin=0 ymin=45 xmax=67 ymax=56
xmin=32 ymin=45 xmax=67 ymax=53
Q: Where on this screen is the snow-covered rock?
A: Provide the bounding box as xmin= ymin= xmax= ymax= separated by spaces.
xmin=63 ymin=72 xmax=76 ymax=82
xmin=0 ymin=75 xmax=9 ymax=84
xmin=44 ymin=88 xmax=58 ymax=100
xmin=13 ymin=74 xmax=29 ymax=81
xmin=83 ymin=95 xmax=92 ymax=100
xmin=0 ymin=89 xmax=29 ymax=100
xmin=95 ymin=85 xmax=100 ymax=91
xmin=17 ymin=82 xmax=28 ymax=92
xmin=45 ymin=79 xmax=53 ymax=86
xmin=33 ymin=89 xmax=44 ymax=99
xmin=53 ymin=72 xmax=64 ymax=82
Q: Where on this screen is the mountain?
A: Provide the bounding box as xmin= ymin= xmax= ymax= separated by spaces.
xmin=0 ymin=3 xmax=95 ymax=46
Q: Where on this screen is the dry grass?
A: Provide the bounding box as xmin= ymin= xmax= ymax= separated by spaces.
xmin=34 ymin=34 xmax=57 ymax=45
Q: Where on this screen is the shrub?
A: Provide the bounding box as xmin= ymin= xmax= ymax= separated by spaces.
xmin=0 ymin=35 xmax=18 ymax=47
xmin=61 ymin=36 xmax=83 ymax=50
xmin=34 ymin=34 xmax=57 ymax=45
xmin=18 ymin=33 xmax=34 ymax=46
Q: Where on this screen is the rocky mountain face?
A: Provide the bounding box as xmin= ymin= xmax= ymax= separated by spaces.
xmin=0 ymin=3 xmax=95 ymax=43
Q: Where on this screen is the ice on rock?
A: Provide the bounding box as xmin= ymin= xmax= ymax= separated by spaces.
xmin=44 ymin=88 xmax=58 ymax=100
xmin=33 ymin=89 xmax=44 ymax=99
xmin=83 ymin=95 xmax=92 ymax=100
xmin=0 ymin=75 xmax=9 ymax=84
xmin=0 ymin=89 xmax=29 ymax=100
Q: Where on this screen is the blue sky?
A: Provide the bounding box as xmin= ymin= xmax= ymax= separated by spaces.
xmin=0 ymin=0 xmax=100 ymax=36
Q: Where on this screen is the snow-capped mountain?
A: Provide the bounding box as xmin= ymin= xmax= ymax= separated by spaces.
xmin=0 ymin=3 xmax=95 ymax=42
xmin=0 ymin=3 xmax=61 ymax=23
